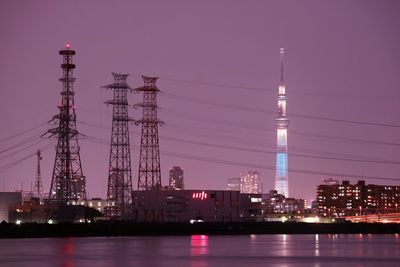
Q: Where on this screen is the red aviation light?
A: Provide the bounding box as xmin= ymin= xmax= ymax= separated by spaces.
xmin=192 ymin=191 xmax=208 ymax=200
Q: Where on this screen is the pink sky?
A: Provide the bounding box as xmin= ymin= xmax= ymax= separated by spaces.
xmin=0 ymin=0 xmax=399 ymax=202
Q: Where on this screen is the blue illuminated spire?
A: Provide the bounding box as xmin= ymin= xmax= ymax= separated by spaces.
xmin=275 ymin=48 xmax=289 ymax=197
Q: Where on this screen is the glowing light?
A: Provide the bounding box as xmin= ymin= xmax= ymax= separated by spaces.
xmin=276 ymin=153 xmax=288 ymax=177
xmin=15 ymin=220 xmax=21 ymax=225
xmin=66 ymin=43 xmax=70 ymax=48
xmin=192 ymin=191 xmax=208 ymax=200
xmin=48 ymin=219 xmax=54 ymax=224
xmin=279 ymin=85 xmax=286 ymax=95
xmin=251 ymin=197 xmax=262 ymax=203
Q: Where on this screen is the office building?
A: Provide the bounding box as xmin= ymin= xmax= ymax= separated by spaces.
xmin=169 ymin=166 xmax=184 ymax=190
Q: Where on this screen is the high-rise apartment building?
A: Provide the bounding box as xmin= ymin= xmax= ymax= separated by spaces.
xmin=169 ymin=166 xmax=184 ymax=190
xmin=316 ymin=180 xmax=400 ymax=217
xmin=240 ymin=171 xmax=262 ymax=194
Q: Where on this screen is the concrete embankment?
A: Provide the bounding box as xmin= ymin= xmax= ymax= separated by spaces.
xmin=1 ymin=221 xmax=399 ymax=238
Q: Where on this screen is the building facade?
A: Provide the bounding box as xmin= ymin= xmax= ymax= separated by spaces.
xmin=132 ymin=189 xmax=269 ymax=223
xmin=240 ymin=171 xmax=262 ymax=194
xmin=0 ymin=192 xmax=22 ymax=222
xmin=169 ymin=166 xmax=184 ymax=190
xmin=316 ymin=180 xmax=400 ymax=217
xmin=226 ymin=177 xmax=240 ymax=191
xmin=263 ymin=190 xmax=305 ymax=215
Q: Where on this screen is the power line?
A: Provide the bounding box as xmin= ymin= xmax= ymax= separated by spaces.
xmin=79 ymin=119 xmax=399 ymax=165
xmin=162 ymin=123 xmax=396 ymax=162
xmin=82 ymin=135 xmax=400 ymax=183
xmin=0 ymin=122 xmax=47 ymax=144
xmin=162 ymin=108 xmax=400 ymax=147
xmin=0 ymin=139 xmax=47 ymax=162
xmin=137 ymin=73 xmax=400 ymax=101
xmin=0 ymin=141 xmax=54 ymax=173
xmin=160 ymin=150 xmax=400 ymax=182
xmin=162 ymin=92 xmax=400 ymax=128
xmin=0 ymin=133 xmax=44 ymax=154
xmin=77 ymin=105 xmax=400 ymax=147
xmin=160 ymin=135 xmax=400 ymax=166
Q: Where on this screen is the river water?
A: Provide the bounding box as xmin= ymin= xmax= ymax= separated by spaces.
xmin=0 ymin=234 xmax=399 ymax=267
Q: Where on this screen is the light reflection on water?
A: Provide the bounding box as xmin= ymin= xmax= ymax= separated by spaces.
xmin=0 ymin=234 xmax=399 ymax=267
xmin=314 ymin=234 xmax=319 ymax=257
xmin=191 ymin=235 xmax=209 ymax=267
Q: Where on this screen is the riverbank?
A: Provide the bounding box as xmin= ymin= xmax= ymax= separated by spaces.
xmin=1 ymin=221 xmax=399 ymax=238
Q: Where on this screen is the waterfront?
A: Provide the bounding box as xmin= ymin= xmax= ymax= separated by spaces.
xmin=0 ymin=234 xmax=399 ymax=267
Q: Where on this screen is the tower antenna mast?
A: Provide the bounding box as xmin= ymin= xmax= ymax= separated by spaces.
xmin=275 ymin=48 xmax=289 ymax=197
xmin=34 ymin=149 xmax=44 ymax=199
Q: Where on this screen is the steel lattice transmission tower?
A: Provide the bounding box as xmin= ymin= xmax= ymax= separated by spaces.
xmin=275 ymin=48 xmax=289 ymax=197
xmin=134 ymin=76 xmax=164 ymax=190
xmin=103 ymin=73 xmax=134 ymax=219
xmin=45 ymin=45 xmax=87 ymax=205
xmin=34 ymin=149 xmax=44 ymax=199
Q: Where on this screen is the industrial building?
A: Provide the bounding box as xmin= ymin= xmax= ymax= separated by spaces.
xmin=133 ymin=190 xmax=263 ymax=223
xmin=0 ymin=192 xmax=22 ymax=222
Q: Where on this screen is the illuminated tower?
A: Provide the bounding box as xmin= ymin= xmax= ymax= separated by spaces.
xmin=46 ymin=45 xmax=86 ymax=205
xmin=275 ymin=48 xmax=289 ymax=197
xmin=103 ymin=73 xmax=134 ymax=219
xmin=134 ymin=76 xmax=163 ymax=190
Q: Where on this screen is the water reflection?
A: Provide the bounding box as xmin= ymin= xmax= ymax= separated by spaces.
xmin=191 ymin=235 xmax=209 ymax=267
xmin=59 ymin=238 xmax=74 ymax=267
xmin=1 ymin=235 xmax=399 ymax=267
xmin=191 ymin=235 xmax=209 ymax=256
xmin=314 ymin=234 xmax=319 ymax=257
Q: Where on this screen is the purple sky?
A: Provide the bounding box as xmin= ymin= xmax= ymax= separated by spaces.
xmin=1 ymin=0 xmax=399 ymax=202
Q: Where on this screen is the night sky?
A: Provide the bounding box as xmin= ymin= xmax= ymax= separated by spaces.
xmin=1 ymin=0 xmax=399 ymax=202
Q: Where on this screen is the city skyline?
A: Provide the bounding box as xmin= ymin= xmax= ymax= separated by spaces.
xmin=1 ymin=0 xmax=399 ymax=202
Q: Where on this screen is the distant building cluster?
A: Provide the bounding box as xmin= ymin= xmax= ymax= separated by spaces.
xmin=226 ymin=177 xmax=240 ymax=191
xmin=169 ymin=166 xmax=184 ymax=190
xmin=263 ymin=190 xmax=305 ymax=215
xmin=316 ymin=180 xmax=400 ymax=217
